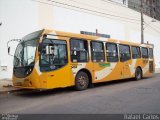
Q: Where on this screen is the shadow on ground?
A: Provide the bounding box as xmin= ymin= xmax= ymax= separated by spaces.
xmin=12 ymin=76 xmax=154 ymax=98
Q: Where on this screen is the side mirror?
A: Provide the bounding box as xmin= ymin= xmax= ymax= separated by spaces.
xmin=38 ymin=43 xmax=43 ymax=52
xmin=7 ymin=46 xmax=14 ymax=57
xmin=7 ymin=39 xmax=21 ymax=57
xmin=8 ymin=47 xmax=10 ymax=55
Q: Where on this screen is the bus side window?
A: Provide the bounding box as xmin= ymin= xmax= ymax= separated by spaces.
xmin=106 ymin=43 xmax=118 ymax=62
xmin=40 ymin=39 xmax=68 ymax=72
xmin=131 ymin=46 xmax=141 ymax=59
xmin=142 ymin=47 xmax=149 ymax=58
xmin=119 ymin=44 xmax=131 ymax=62
xmin=91 ymin=41 xmax=105 ymax=62
xmin=70 ymin=39 xmax=88 ymax=62
xmin=149 ymin=48 xmax=153 ymax=59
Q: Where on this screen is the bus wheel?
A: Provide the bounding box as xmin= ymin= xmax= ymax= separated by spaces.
xmin=75 ymin=71 xmax=89 ymax=91
xmin=135 ymin=67 xmax=142 ymax=80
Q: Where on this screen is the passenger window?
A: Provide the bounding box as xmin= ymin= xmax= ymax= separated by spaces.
xmin=142 ymin=47 xmax=149 ymax=58
xmin=131 ymin=46 xmax=141 ymax=59
xmin=40 ymin=39 xmax=68 ymax=72
xmin=106 ymin=43 xmax=118 ymax=62
xmin=70 ymin=39 xmax=88 ymax=62
xmin=149 ymin=48 xmax=153 ymax=59
xmin=119 ymin=45 xmax=131 ymax=62
xmin=91 ymin=41 xmax=105 ymax=62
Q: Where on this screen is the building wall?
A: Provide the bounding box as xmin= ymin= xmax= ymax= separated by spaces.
xmin=0 ymin=0 xmax=40 ymax=79
xmin=156 ymin=0 xmax=160 ymax=20
xmin=128 ymin=0 xmax=141 ymax=12
xmin=128 ymin=0 xmax=160 ymax=20
xmin=0 ymin=0 xmax=160 ymax=79
xmin=105 ymin=0 xmax=128 ymax=6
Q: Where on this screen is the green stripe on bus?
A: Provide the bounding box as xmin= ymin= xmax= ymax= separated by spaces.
xmin=99 ymin=63 xmax=111 ymax=67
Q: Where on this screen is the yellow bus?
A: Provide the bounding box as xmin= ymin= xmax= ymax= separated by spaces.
xmin=10 ymin=29 xmax=154 ymax=90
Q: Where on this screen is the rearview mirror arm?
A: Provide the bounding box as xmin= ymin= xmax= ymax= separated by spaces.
xmin=7 ymin=39 xmax=21 ymax=56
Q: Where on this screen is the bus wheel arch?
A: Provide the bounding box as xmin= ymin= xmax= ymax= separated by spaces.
xmin=135 ymin=66 xmax=143 ymax=80
xmin=74 ymin=69 xmax=93 ymax=90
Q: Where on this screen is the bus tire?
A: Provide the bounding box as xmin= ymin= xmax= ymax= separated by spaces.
xmin=75 ymin=71 xmax=89 ymax=91
xmin=135 ymin=67 xmax=142 ymax=80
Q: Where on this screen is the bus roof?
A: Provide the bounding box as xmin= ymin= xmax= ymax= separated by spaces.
xmin=43 ymin=29 xmax=154 ymax=48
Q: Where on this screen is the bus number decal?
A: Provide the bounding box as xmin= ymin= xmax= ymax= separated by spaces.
xmin=71 ymin=66 xmax=77 ymax=69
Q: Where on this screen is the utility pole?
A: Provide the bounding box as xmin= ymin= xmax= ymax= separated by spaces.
xmin=141 ymin=0 xmax=144 ymax=44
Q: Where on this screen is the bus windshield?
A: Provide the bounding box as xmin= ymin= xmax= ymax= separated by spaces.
xmin=14 ymin=39 xmax=38 ymax=67
xmin=13 ymin=30 xmax=43 ymax=67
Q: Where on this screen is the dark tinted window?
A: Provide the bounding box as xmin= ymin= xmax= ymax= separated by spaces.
xmin=106 ymin=43 xmax=118 ymax=62
xmin=142 ymin=47 xmax=149 ymax=58
xmin=40 ymin=39 xmax=68 ymax=72
xmin=70 ymin=39 xmax=88 ymax=62
xmin=131 ymin=46 xmax=141 ymax=59
xmin=91 ymin=41 xmax=105 ymax=62
xmin=149 ymin=48 xmax=153 ymax=59
xmin=119 ymin=45 xmax=131 ymax=62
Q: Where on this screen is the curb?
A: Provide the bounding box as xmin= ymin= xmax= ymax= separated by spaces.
xmin=0 ymin=87 xmax=22 ymax=94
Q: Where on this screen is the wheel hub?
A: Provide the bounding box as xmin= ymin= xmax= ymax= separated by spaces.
xmin=78 ymin=76 xmax=86 ymax=87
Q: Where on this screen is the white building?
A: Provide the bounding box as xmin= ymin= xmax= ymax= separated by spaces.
xmin=0 ymin=0 xmax=160 ymax=79
xmin=106 ymin=0 xmax=128 ymax=6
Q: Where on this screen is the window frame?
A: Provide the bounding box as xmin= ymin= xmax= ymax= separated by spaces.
xmin=131 ymin=46 xmax=141 ymax=59
xmin=119 ymin=44 xmax=131 ymax=62
xmin=70 ymin=38 xmax=89 ymax=63
xmin=90 ymin=41 xmax=105 ymax=63
xmin=141 ymin=47 xmax=149 ymax=58
xmin=106 ymin=42 xmax=119 ymax=62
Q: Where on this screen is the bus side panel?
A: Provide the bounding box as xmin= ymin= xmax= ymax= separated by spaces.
xmin=91 ymin=62 xmax=123 ymax=83
xmin=39 ymin=64 xmax=73 ymax=89
xmin=141 ymin=58 xmax=150 ymax=77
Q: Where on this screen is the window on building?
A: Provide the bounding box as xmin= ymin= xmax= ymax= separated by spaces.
xmin=91 ymin=41 xmax=105 ymax=62
xmin=123 ymin=0 xmax=126 ymax=5
xmin=142 ymin=47 xmax=149 ymax=58
xmin=154 ymin=8 xmax=156 ymax=12
xmin=106 ymin=43 xmax=118 ymax=62
xmin=119 ymin=44 xmax=131 ymax=62
xmin=149 ymin=48 xmax=153 ymax=59
xmin=70 ymin=39 xmax=88 ymax=62
xmin=131 ymin=46 xmax=141 ymax=59
xmin=149 ymin=0 xmax=152 ymax=5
